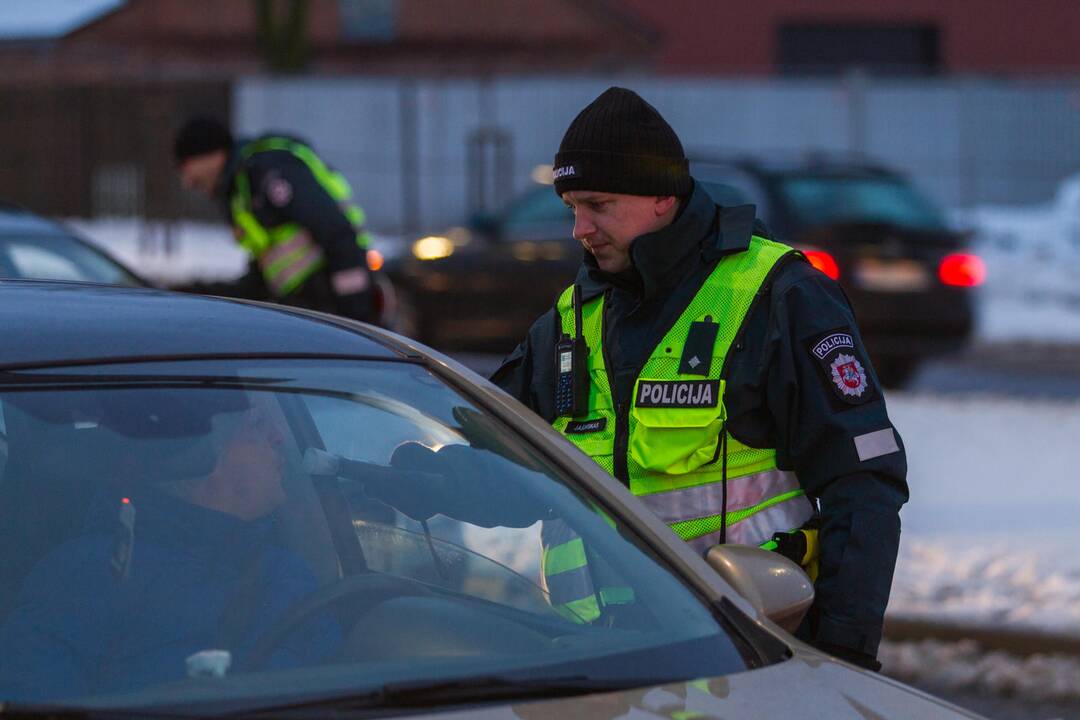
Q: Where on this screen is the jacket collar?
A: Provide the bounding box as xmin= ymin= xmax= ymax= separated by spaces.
xmin=574 ymin=180 xmax=759 ymax=302
xmin=215 ymin=140 xmax=248 ymax=206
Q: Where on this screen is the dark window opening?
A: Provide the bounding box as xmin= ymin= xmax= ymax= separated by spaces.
xmin=777 ymin=22 xmax=941 ymax=76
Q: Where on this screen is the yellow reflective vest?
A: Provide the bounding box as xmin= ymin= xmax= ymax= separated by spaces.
xmin=229 ymin=137 xmax=371 ymax=298
xmin=543 ymin=235 xmax=817 ymax=619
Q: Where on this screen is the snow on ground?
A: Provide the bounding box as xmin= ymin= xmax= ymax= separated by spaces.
xmin=887 ymin=392 xmax=1080 ymax=634
xmin=880 ymin=639 xmax=1080 ymax=705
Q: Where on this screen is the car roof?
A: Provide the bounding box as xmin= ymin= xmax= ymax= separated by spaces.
xmin=0 ymin=280 xmax=403 ymax=369
xmin=0 ymin=204 xmax=73 ymax=237
xmin=689 ymin=149 xmax=899 ymax=179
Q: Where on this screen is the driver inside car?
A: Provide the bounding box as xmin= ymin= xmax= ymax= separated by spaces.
xmin=0 ymin=393 xmax=340 ymax=702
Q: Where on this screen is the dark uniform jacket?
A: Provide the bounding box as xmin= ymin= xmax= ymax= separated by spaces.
xmin=492 ymin=180 xmax=909 ymax=669
xmin=181 ymin=136 xmax=373 ymax=322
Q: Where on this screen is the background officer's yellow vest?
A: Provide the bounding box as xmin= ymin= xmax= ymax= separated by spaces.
xmin=553 ymin=236 xmax=816 ymax=558
xmin=229 ymin=137 xmax=372 ymax=297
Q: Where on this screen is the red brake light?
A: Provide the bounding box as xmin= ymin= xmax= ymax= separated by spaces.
xmin=938 ymin=253 xmax=985 ymax=287
xmin=804 ymin=250 xmax=840 ymax=280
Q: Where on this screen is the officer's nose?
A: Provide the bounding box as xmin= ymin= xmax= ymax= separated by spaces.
xmin=572 ymin=211 xmax=596 ymax=243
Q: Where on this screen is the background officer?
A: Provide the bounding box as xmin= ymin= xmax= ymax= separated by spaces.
xmin=492 ymin=87 xmax=909 ymax=671
xmin=172 ymin=115 xmax=375 ymax=322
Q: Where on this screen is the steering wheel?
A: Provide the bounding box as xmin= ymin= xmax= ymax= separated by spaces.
xmin=241 ymin=571 xmax=431 ymax=670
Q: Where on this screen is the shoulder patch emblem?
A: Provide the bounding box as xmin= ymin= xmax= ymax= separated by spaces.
xmin=806 ymin=327 xmax=876 ymax=406
xmin=830 ymin=353 xmax=868 ymax=398
xmin=265 ymin=175 xmax=293 ymax=207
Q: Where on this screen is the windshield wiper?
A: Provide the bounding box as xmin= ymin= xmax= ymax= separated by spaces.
xmin=229 ymin=674 xmax=664 ymax=718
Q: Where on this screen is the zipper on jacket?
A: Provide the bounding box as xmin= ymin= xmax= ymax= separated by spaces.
xmin=600 ymin=290 xmax=631 ymax=486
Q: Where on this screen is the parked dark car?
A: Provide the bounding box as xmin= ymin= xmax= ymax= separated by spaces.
xmin=385 ymin=154 xmax=982 ymax=385
xmin=0 ymin=280 xmax=981 ymax=718
xmin=690 ymin=154 xmax=982 ymax=386
xmin=0 ymin=203 xmax=145 ymax=287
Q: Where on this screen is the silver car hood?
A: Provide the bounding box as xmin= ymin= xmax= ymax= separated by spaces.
xmin=416 ymin=653 xmax=984 ymax=720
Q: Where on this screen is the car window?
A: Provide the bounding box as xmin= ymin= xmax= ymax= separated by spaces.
xmin=0 ymin=234 xmax=139 ymax=286
xmin=690 ymin=164 xmax=770 ymax=216
xmin=500 ymin=187 xmax=573 ymax=234
xmin=0 ymin=358 xmax=751 ymax=711
xmin=777 ymin=174 xmax=948 ymax=231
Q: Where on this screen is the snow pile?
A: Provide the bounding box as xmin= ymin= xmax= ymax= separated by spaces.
xmin=957 ymin=176 xmax=1080 ymax=343
xmin=64 ymin=218 xmax=247 ymax=285
xmin=880 ymin=639 xmax=1080 ymax=703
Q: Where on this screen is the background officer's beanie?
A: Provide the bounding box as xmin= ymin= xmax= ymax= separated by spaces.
xmin=553 ymin=87 xmax=691 ymax=197
xmin=173 ymin=115 xmax=233 ymax=163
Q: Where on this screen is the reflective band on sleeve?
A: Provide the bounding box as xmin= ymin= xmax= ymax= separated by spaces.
xmin=854 ymin=428 xmax=900 ymax=462
xmin=544 ymin=564 xmax=595 ymax=603
xmin=556 ymin=595 xmax=599 ymax=623
xmin=331 ymin=268 xmax=370 ymax=294
xmin=542 ymin=537 xmax=587 ymax=576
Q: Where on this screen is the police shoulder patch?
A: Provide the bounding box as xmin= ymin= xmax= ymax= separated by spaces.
xmin=806 ymin=327 xmax=875 ymax=405
xmin=262 ymin=172 xmax=293 ymax=207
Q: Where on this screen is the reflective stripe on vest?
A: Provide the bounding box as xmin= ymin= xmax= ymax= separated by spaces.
xmin=229 ymin=137 xmax=371 ymax=297
xmin=554 ymin=235 xmax=815 ymax=548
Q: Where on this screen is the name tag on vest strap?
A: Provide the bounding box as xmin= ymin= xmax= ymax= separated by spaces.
xmin=636 ymin=380 xmax=720 ymax=408
xmin=565 ymin=418 xmax=607 ymax=434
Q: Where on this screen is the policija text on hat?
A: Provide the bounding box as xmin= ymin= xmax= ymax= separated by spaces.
xmin=492 ymin=87 xmax=909 ymax=671
xmin=172 ymin=116 xmax=376 ymax=322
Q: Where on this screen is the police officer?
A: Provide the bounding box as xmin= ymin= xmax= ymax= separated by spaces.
xmin=172 ymin=116 xmax=375 ymax=322
xmin=492 ymin=87 xmax=908 ymax=670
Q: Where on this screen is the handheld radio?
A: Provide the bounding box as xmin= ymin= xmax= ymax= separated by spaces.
xmin=555 ymin=284 xmax=590 ymax=418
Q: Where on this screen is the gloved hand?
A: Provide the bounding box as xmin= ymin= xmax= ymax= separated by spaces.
xmin=360 ymin=441 xmax=451 ymax=521
xmin=369 ymin=441 xmax=547 ymax=528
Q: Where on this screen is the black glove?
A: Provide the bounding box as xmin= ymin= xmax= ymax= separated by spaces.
xmin=373 ymin=442 xmax=546 ymax=528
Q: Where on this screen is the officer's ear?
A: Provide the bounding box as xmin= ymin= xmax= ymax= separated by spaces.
xmin=653 ymin=195 xmax=678 ymax=218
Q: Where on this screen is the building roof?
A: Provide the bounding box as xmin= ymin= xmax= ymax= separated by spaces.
xmin=0 ymin=0 xmax=124 ymax=41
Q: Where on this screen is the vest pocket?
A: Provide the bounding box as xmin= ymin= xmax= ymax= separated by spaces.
xmin=629 ymin=403 xmax=725 ymax=475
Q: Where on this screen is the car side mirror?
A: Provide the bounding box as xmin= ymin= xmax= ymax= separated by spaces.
xmin=704 ymin=544 xmax=814 ymax=633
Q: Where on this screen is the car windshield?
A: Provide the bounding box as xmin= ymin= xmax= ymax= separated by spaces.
xmin=0 ymin=358 xmax=748 ymax=713
xmin=0 ymin=233 xmax=141 ymax=286
xmin=777 ymin=174 xmax=948 ymax=231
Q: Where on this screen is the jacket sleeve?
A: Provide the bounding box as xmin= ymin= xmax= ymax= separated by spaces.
xmin=764 ymin=262 xmax=909 ymax=665
xmin=490 ymin=307 xmax=561 ymax=422
xmin=248 ymin=153 xmax=367 ymax=276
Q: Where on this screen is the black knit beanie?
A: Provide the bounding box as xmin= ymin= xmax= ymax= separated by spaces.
xmin=553 ymin=87 xmax=691 ymax=197
xmin=173 ymin=115 xmax=233 ymax=163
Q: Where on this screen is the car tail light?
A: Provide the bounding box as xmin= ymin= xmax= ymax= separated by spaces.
xmin=938 ymin=253 xmax=986 ymax=287
xmin=803 ymin=250 xmax=840 ymax=280
xmin=366 ymin=248 xmax=385 ymax=272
